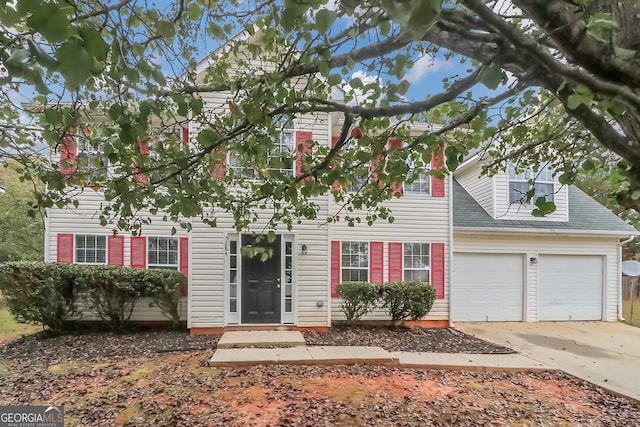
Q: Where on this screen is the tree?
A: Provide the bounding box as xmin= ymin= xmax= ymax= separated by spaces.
xmin=0 ymin=160 xmax=45 ymax=261
xmin=1 ymin=0 xmax=640 ymax=231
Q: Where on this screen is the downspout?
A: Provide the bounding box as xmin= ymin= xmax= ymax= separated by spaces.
xmin=43 ymin=207 xmax=50 ymax=262
xmin=618 ymin=235 xmax=635 ymax=321
xmin=448 ymin=173 xmax=455 ymax=327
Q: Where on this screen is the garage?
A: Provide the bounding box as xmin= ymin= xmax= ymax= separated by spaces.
xmin=538 ymin=255 xmax=604 ymax=321
xmin=452 ymin=253 xmax=524 ymax=321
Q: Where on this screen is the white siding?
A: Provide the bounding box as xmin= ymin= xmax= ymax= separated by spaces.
xmin=454 ymin=161 xmax=494 ymax=217
xmin=189 ymin=111 xmax=331 ymax=328
xmin=47 ymin=191 xmax=189 ymax=322
xmin=329 ymin=185 xmax=451 ymax=322
xmin=494 ymin=172 xmax=568 ymax=221
xmin=453 ymin=232 xmax=619 ymax=322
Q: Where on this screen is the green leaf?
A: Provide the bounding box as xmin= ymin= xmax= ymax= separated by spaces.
xmin=477 ymin=64 xmax=503 ymax=90
xmin=318 ymin=60 xmax=330 ymax=77
xmin=315 ymin=9 xmax=337 ymax=34
xmin=79 ymin=27 xmax=109 ymax=63
xmin=27 ymin=39 xmax=59 ymax=69
xmin=156 ymin=21 xmax=176 ymax=39
xmin=567 ymin=94 xmax=583 ymax=110
xmin=26 ymin=3 xmax=70 ymax=43
xmin=55 ymin=41 xmax=94 ymax=88
xmin=327 ymin=74 xmax=342 ymax=86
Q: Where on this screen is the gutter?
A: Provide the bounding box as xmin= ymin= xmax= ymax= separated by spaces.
xmin=454 ymin=226 xmax=640 ymax=238
xmin=618 ymin=235 xmax=636 ymax=321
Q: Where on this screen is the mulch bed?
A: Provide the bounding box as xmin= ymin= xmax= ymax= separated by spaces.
xmin=0 ymin=324 xmax=512 ymax=365
xmin=0 ymin=330 xmax=221 ymax=364
xmin=304 ymin=325 xmax=515 ymax=354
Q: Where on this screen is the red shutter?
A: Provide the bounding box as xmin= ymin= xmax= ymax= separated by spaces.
xmin=295 ymin=131 xmax=313 ymax=180
xmin=331 ymin=240 xmax=341 ymax=297
xmin=331 ymin=136 xmax=341 ymax=192
xmin=57 ymin=234 xmax=74 ymax=263
xmin=389 ymin=139 xmax=404 ymax=196
xmin=431 ymin=242 xmax=445 ymax=299
xmin=130 ymin=236 xmax=147 ymax=269
xmin=370 ymin=152 xmax=385 ymax=189
xmin=431 ymin=148 xmax=445 ymax=197
xmin=107 ymin=235 xmax=124 ymax=266
xmin=181 ymin=127 xmax=189 ymax=144
xmin=212 ymin=150 xmax=226 ymax=179
xmin=370 ymin=241 xmax=384 ymax=284
xmin=59 ymin=133 xmax=77 ymax=177
xmin=179 ymin=237 xmax=189 ymax=296
xmin=134 ymin=140 xmax=150 ymax=185
xmin=388 ymin=242 xmax=403 ymax=282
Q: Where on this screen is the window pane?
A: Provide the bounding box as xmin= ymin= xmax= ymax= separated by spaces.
xmin=169 ymin=238 xmax=178 ymax=251
xmin=149 ymin=238 xmax=157 ymax=251
xmin=230 ymin=283 xmax=237 ymax=298
xmin=230 ymin=255 xmax=236 ymax=269
xmin=285 ymin=300 xmax=292 ymax=312
xmin=149 ymin=251 xmax=158 ymax=265
xmin=96 ymin=250 xmax=106 ymax=264
xmin=86 ymin=251 xmax=96 ymax=263
xmin=168 ymin=252 xmax=178 ymax=265
xmin=230 ymin=240 xmax=237 ymax=253
xmin=159 ymin=238 xmax=168 ymax=250
xmin=230 ymin=299 xmax=237 ymax=313
xmin=285 ymin=257 xmax=292 ymax=270
xmin=230 ymin=270 xmax=237 ymax=283
xmin=159 ymin=251 xmax=168 ymax=264
xmin=97 ymin=236 xmax=106 ymax=248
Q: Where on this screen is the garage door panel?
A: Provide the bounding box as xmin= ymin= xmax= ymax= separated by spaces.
xmin=538 ymin=255 xmax=603 ymax=321
xmin=453 ymin=253 xmax=524 ymax=321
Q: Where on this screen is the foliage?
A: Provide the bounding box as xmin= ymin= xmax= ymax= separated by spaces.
xmin=380 ymin=281 xmax=436 ymax=321
xmin=0 ymin=262 xmax=185 ymax=332
xmin=2 ymin=0 xmax=640 ymax=230
xmin=0 ymin=161 xmax=44 ymax=262
xmin=0 ymin=262 xmax=76 ymax=333
xmin=336 ymin=282 xmax=380 ymax=322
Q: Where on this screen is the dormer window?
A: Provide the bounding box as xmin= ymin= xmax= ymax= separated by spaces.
xmin=508 ymin=162 xmax=554 ymax=204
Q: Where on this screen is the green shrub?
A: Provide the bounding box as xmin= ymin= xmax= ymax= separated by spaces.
xmin=0 ymin=262 xmax=186 ymax=333
xmin=142 ymin=269 xmax=186 ymax=328
xmin=76 ymin=266 xmax=143 ymax=331
xmin=336 ymin=282 xmax=379 ymax=322
xmin=380 ymin=281 xmax=436 ymax=322
xmin=0 ymin=262 xmax=77 ymax=333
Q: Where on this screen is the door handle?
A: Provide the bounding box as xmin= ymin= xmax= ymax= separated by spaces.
xmin=276 ymin=284 xmax=281 ymax=288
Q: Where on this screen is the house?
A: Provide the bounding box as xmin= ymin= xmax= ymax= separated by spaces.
xmin=44 ymin=45 xmax=638 ymax=332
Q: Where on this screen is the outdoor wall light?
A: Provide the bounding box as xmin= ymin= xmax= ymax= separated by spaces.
xmin=529 ymin=257 xmax=538 ymax=265
xmin=301 ymin=244 xmax=308 ymax=255
xmin=316 ymin=300 xmax=324 ymax=308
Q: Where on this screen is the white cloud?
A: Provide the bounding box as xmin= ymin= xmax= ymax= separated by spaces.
xmin=405 ymin=56 xmax=454 ymax=84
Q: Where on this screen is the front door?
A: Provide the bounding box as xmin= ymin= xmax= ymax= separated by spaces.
xmin=241 ymin=234 xmax=281 ymax=323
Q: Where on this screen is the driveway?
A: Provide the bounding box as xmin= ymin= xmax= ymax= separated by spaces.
xmin=455 ymin=321 xmax=640 ymax=400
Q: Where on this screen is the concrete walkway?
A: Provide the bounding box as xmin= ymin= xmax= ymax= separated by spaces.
xmin=456 ymin=321 xmax=640 ymax=400
xmin=211 ymin=330 xmax=546 ymax=372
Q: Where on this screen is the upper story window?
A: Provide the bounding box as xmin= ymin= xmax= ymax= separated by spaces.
xmin=341 ymin=241 xmax=369 ymax=282
xmin=75 ymin=235 xmax=106 ymax=264
xmin=404 ymin=157 xmax=431 ymax=195
xmin=508 ymin=162 xmax=554 ymax=204
xmin=229 ymin=116 xmax=295 ymax=179
xmin=76 ymin=133 xmax=108 ymax=182
xmin=345 ymin=138 xmax=370 ymax=193
xmin=403 ymin=243 xmax=430 ymax=283
xmin=148 ymin=237 xmax=179 ymax=270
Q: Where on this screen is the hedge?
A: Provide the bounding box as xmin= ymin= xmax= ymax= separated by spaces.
xmin=336 ymin=281 xmax=436 ymax=323
xmin=0 ymin=262 xmax=186 ymax=332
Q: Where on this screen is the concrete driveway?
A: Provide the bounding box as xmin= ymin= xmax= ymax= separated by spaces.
xmin=455 ymin=321 xmax=640 ymax=400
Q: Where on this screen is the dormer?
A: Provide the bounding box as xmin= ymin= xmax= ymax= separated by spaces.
xmin=454 ymin=154 xmax=568 ymax=222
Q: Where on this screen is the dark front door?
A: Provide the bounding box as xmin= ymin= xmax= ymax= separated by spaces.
xmin=241 ymin=234 xmax=281 ymax=323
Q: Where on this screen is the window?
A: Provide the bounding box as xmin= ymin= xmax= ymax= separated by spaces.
xmin=76 ymin=134 xmax=108 ymax=182
xmin=229 ymin=116 xmax=295 ymax=179
xmin=75 ymin=235 xmax=106 ymax=264
xmin=229 ymin=239 xmax=238 ymax=313
xmin=403 ymin=243 xmax=430 ymax=283
xmin=345 ymin=138 xmax=370 ymax=193
xmin=284 ymin=241 xmax=293 ymax=313
xmin=341 ymin=241 xmax=369 ymax=282
xmin=148 ymin=237 xmax=179 ymax=270
xmin=509 ymin=163 xmax=554 ymax=204
xmin=404 ymin=157 xmax=430 ymax=194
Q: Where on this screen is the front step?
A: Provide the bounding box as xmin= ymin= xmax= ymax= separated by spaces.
xmin=217 ymin=330 xmax=306 ymax=348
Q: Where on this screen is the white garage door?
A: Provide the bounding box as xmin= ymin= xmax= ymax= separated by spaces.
xmin=453 ymin=253 xmax=524 ymax=321
xmin=538 ymin=255 xmax=603 ymax=321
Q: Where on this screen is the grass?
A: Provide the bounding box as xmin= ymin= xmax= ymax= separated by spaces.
xmin=622 ymin=298 xmax=640 ymax=326
xmin=0 ymin=306 xmax=41 ymax=345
